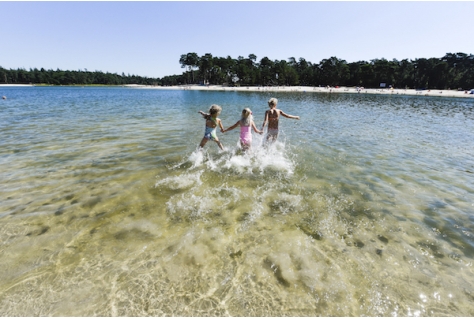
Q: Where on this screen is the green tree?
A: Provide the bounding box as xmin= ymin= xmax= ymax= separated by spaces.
xmin=297 ymin=58 xmax=313 ymax=86
xmin=359 ymin=63 xmax=374 ymax=87
xmin=273 ymin=60 xmax=296 ymax=86
xmin=319 ymin=57 xmax=349 ymax=86
xmin=235 ymin=55 xmax=258 ymax=86
xmin=198 ymin=53 xmax=213 ymax=84
xmin=179 ymin=52 xmax=200 ymax=84
xmin=0 ymin=67 xmax=7 ymax=83
xmin=347 ymin=61 xmax=367 ymax=87
xmin=258 ymin=57 xmax=275 ymax=86
xmin=393 ymin=59 xmax=413 ymax=88
xmin=371 ymin=58 xmax=397 ymax=87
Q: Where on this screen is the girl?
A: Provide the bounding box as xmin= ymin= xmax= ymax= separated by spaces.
xmin=261 ymin=97 xmax=300 ymax=144
xmin=223 ymin=108 xmax=263 ymax=152
xmin=198 ymin=104 xmax=225 ymax=150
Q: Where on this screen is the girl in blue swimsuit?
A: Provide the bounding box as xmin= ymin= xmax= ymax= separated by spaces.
xmin=198 ymin=104 xmax=225 ymax=150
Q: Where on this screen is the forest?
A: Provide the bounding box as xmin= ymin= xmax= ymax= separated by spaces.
xmin=0 ymin=68 xmax=160 ymax=86
xmin=1 ymin=52 xmax=473 ymax=89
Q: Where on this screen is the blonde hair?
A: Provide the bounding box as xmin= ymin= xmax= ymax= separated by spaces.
xmin=209 ymin=104 xmax=222 ymax=115
xmin=268 ymin=98 xmax=278 ymax=107
xmin=240 ymin=108 xmax=253 ymax=126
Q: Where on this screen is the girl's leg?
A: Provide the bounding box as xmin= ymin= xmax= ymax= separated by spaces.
xmin=266 ymin=133 xmax=277 ymax=144
xmin=241 ymin=141 xmax=250 ymax=152
xmin=215 ymin=139 xmax=224 ymax=150
xmin=264 ymin=134 xmax=273 ymax=146
xmin=199 ymin=137 xmax=208 ymax=148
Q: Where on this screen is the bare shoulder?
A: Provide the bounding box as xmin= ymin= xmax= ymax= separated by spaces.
xmin=270 ymin=109 xmax=282 ymax=117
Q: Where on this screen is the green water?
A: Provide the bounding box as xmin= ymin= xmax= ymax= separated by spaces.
xmin=0 ymin=87 xmax=473 ymax=316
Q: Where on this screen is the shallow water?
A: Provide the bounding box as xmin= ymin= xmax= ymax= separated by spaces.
xmin=1 ymin=87 xmax=473 ymax=316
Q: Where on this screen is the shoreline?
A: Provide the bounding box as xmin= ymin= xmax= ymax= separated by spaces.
xmin=133 ymin=84 xmax=474 ymax=99
xmin=2 ymin=83 xmax=473 ymax=98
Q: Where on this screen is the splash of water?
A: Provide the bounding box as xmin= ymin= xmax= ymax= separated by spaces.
xmin=184 ymin=138 xmax=296 ymax=177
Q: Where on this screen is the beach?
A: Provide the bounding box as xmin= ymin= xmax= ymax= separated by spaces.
xmin=2 ymin=83 xmax=473 ymax=99
xmin=130 ymin=84 xmax=474 ymax=99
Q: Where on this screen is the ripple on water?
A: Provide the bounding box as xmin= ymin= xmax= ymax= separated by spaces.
xmin=1 ymin=88 xmax=474 ymax=316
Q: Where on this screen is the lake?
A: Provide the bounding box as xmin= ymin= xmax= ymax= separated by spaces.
xmin=1 ymin=86 xmax=473 ymax=316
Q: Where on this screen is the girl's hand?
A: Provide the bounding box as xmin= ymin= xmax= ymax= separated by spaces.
xmin=221 ymin=129 xmax=226 ymax=133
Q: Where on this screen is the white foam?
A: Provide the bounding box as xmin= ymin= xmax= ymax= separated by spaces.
xmin=188 ymin=149 xmax=205 ymax=168
xmin=252 ymin=141 xmax=295 ymax=175
xmin=211 ymin=139 xmax=295 ymax=176
xmin=155 ymin=171 xmax=202 ymax=190
xmin=224 ymin=154 xmax=253 ymax=174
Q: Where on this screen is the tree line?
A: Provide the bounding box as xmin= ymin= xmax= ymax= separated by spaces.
xmin=2 ymin=52 xmax=473 ymax=89
xmin=179 ymin=52 xmax=474 ymax=89
xmin=0 ymin=67 xmax=162 ymax=86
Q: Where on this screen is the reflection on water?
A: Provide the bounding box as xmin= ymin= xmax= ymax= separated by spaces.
xmin=0 ymin=87 xmax=473 ymax=316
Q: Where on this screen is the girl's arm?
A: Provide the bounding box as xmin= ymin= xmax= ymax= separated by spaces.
xmin=218 ymin=119 xmax=225 ymax=133
xmin=223 ymin=121 xmax=240 ymax=133
xmin=280 ymin=110 xmax=300 ymax=120
xmin=251 ymin=121 xmax=263 ymax=134
xmin=261 ymin=111 xmax=269 ymax=130
xmin=198 ymin=111 xmax=210 ymax=119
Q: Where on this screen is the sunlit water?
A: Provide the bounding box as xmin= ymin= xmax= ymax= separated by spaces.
xmin=1 ymin=87 xmax=473 ymax=316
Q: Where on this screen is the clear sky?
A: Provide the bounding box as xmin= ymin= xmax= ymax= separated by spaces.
xmin=1 ymin=1 xmax=473 ymax=78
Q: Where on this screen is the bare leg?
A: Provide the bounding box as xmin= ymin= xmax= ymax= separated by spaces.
xmin=199 ymin=137 xmax=208 ymax=149
xmin=265 ymin=133 xmax=278 ymax=145
xmin=241 ymin=141 xmax=250 ymax=152
xmin=215 ymin=140 xmax=224 ymax=150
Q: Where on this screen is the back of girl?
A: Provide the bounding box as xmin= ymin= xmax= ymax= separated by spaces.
xmin=198 ymin=104 xmax=225 ymax=150
xmin=223 ymin=108 xmax=263 ymax=152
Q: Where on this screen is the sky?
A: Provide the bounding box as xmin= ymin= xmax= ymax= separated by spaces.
xmin=1 ymin=1 xmax=473 ymax=79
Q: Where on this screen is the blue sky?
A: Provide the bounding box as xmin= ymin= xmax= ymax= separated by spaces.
xmin=1 ymin=1 xmax=473 ymax=78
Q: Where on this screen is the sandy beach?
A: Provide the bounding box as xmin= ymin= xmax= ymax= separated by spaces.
xmin=129 ymin=84 xmax=474 ymax=99
xmin=2 ymin=84 xmax=473 ymax=99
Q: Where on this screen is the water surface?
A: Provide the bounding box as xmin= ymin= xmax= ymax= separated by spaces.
xmin=1 ymin=87 xmax=473 ymax=316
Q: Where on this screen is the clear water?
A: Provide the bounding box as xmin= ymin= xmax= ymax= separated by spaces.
xmin=1 ymin=87 xmax=473 ymax=316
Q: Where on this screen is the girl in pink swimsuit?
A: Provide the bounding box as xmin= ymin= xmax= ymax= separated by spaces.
xmin=223 ymin=108 xmax=263 ymax=152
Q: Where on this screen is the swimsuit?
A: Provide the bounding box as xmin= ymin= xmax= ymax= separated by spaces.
xmin=240 ymin=125 xmax=252 ymax=145
xmin=203 ymin=118 xmax=218 ymax=141
xmin=266 ymin=109 xmax=280 ymax=138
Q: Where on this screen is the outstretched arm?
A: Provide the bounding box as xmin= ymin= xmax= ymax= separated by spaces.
xmin=280 ymin=110 xmax=300 ymax=120
xmin=198 ymin=111 xmax=210 ymax=119
xmin=223 ymin=121 xmax=240 ymax=133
